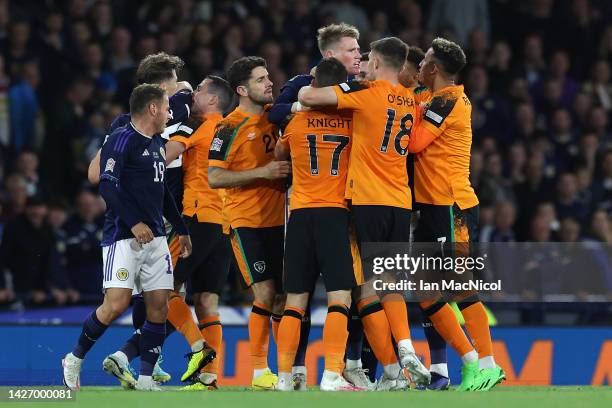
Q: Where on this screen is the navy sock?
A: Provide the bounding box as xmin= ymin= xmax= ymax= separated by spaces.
xmin=422 ymin=316 xmax=447 ymax=366
xmin=345 ymin=303 xmax=363 ymax=360
xmin=73 ymin=311 xmax=108 ymax=359
xmin=361 ymin=337 xmax=378 ymax=382
xmin=131 ymin=295 xmax=146 ymax=330
xmin=119 ymin=330 xmax=140 ymax=362
xmin=293 ymin=306 xmax=310 ymax=366
xmin=139 ymin=320 xmax=166 ymax=376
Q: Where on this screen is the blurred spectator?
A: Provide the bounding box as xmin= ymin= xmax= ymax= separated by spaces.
xmin=559 ymin=217 xmax=581 ymax=242
xmin=555 ymin=172 xmax=589 ymax=225
xmin=0 ymin=196 xmax=51 ymax=305
xmin=592 ymin=150 xmax=612 ymax=213
xmin=426 ymin=0 xmax=489 ymax=46
xmin=14 ymin=150 xmax=39 ymax=196
xmin=82 ymin=41 xmax=117 ymax=100
xmin=0 ymin=173 xmax=28 ymax=224
xmin=488 ymin=201 xmax=517 ymax=242
xmin=108 ymin=27 xmax=134 ymax=73
xmin=487 ymin=41 xmax=512 ymax=94
xmin=583 ymin=59 xmax=612 ymax=111
xmin=8 ymin=59 xmax=42 ymax=153
xmin=320 ymin=0 xmax=370 ymax=35
xmin=587 ymin=210 xmax=612 ymax=243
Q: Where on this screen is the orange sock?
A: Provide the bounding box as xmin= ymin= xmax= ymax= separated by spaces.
xmin=271 ymin=313 xmax=282 ymax=345
xmin=199 ymin=316 xmax=222 ymax=375
xmin=424 ymin=302 xmax=473 ymax=356
xmin=357 ymin=296 xmax=397 ymax=366
xmin=460 ymin=301 xmax=493 ymax=357
xmin=277 ymin=306 xmax=304 ymax=374
xmin=324 ymin=303 xmax=349 ymax=374
xmin=249 ymin=302 xmax=272 ymax=370
xmin=381 ymin=293 xmax=411 ymax=342
xmin=167 ymin=293 xmax=203 ymax=347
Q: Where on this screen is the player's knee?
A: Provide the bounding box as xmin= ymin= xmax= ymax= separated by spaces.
xmin=197 ymin=292 xmax=219 ymax=315
xmin=327 ymin=290 xmax=351 ymax=307
xmin=105 ymin=299 xmax=130 ymax=320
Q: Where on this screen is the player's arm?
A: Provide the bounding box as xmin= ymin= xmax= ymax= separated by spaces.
xmin=207 ymin=122 xmax=290 ymax=188
xmin=268 ymin=75 xmax=313 ymax=125
xmin=162 ymin=182 xmax=191 ymax=258
xmin=165 ymin=140 xmax=186 ymax=164
xmin=408 ymin=96 xmax=453 ymax=153
xmin=88 ymin=149 xmax=101 ymax=184
xmin=298 ymin=85 xmax=338 ymax=107
xmin=208 ymin=162 xmax=290 ymax=189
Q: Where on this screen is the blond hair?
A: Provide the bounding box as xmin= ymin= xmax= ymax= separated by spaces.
xmin=316 ymin=23 xmax=359 ymax=55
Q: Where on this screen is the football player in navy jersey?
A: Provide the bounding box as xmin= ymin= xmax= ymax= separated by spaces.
xmin=62 ymin=84 xmax=192 ymax=391
xmin=88 ymin=53 xmax=216 ymax=388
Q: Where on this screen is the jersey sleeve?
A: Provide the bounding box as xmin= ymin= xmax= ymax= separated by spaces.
xmin=169 ymin=117 xmax=203 ymax=150
xmin=332 ymin=80 xmax=372 ymax=111
xmin=168 ymin=90 xmax=193 ymax=126
xmin=99 ymin=132 xmax=131 ymax=184
xmin=208 ymin=121 xmax=242 ymax=169
xmin=421 ymin=94 xmax=459 ymax=137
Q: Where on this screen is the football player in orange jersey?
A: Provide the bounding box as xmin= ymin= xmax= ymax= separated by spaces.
xmin=409 ymin=38 xmax=506 ymax=391
xmin=299 ymin=37 xmax=430 ymax=389
xmin=274 ymin=57 xmax=365 ymax=392
xmin=162 ymin=76 xmax=235 ymax=390
xmin=208 ymin=56 xmax=289 ymax=390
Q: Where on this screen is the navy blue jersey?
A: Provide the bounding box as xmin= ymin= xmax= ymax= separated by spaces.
xmin=99 ymin=123 xmax=172 ymax=246
xmin=102 ymin=90 xmax=192 ymax=211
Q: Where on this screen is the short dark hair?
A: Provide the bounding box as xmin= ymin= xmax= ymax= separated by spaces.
xmin=129 ymin=84 xmax=166 ymax=116
xmin=206 ymin=75 xmax=234 ymax=113
xmin=406 ymin=46 xmax=425 ymax=68
xmin=314 ymin=57 xmax=347 ymax=87
xmin=136 ymin=52 xmax=184 ymax=84
xmin=370 ymin=37 xmax=408 ymax=70
xmin=317 ymin=23 xmax=360 ymax=54
xmin=431 ymin=37 xmax=467 ymax=75
xmin=226 ymin=56 xmax=267 ymax=94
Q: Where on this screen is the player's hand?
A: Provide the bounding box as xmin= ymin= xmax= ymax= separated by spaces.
xmin=178 ymin=235 xmax=192 ymax=258
xmin=131 ymin=222 xmax=154 ymax=244
xmin=262 ymin=160 xmax=291 ymax=179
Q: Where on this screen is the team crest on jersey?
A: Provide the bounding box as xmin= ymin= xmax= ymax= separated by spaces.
xmin=104 ymin=158 xmax=116 ymax=173
xmin=160 ymin=147 xmax=166 ymax=160
xmin=253 ymin=261 xmax=266 ymax=274
xmin=116 ymin=268 xmax=129 ymax=281
xmin=210 ymin=137 xmax=223 ymax=152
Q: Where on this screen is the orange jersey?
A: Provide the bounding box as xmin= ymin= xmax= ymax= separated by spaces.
xmin=333 ymin=79 xmax=415 ymax=209
xmin=414 ymin=85 xmax=479 ymax=209
xmin=279 ymin=110 xmax=352 ymax=211
xmin=170 ymin=112 xmax=224 ymax=224
xmin=208 ymin=107 xmax=285 ymax=229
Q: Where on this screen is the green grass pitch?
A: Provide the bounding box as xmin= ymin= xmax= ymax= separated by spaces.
xmin=1 ymin=386 xmax=610 ymax=408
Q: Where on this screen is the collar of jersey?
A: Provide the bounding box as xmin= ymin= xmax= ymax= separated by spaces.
xmin=129 ymin=122 xmax=153 ymax=139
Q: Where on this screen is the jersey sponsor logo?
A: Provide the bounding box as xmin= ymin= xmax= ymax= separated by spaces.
xmin=247 ymin=132 xmax=257 ymax=140
xmin=142 ymin=149 xmax=150 ymax=156
xmin=425 ymin=109 xmax=443 ymax=124
xmin=104 ymin=158 xmax=116 ymax=173
xmin=116 ymin=268 xmax=129 ymax=281
xmin=210 ymin=137 xmax=223 ymax=152
xmin=253 ymin=261 xmax=266 ymax=274
xmin=339 ymin=82 xmax=351 ymax=92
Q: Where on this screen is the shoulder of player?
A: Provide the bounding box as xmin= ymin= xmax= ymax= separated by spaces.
xmin=109 ymin=113 xmax=130 ymax=133
xmin=424 ymin=88 xmax=468 ymax=126
xmin=104 ymin=125 xmax=138 ymax=152
xmin=171 ymin=116 xmax=205 ymax=138
xmin=336 ymin=79 xmax=372 ymax=94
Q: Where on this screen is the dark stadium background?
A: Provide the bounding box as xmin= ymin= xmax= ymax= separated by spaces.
xmin=0 ymin=0 xmax=610 ymax=387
